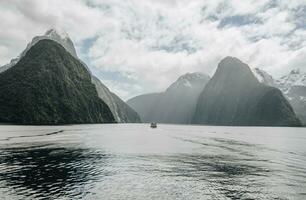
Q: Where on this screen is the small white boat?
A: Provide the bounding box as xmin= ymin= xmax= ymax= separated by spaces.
xmin=150 ymin=122 xmax=157 ymax=128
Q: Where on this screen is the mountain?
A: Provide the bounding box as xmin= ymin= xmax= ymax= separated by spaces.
xmin=253 ymin=68 xmax=306 ymax=125
xmin=92 ymin=76 xmax=141 ymax=123
xmin=193 ymin=57 xmax=301 ymax=126
xmin=0 ymin=39 xmax=115 ymax=124
xmin=276 ymin=69 xmax=306 ymax=125
xmin=127 ymin=93 xmax=161 ymax=122
xmin=0 ymin=28 xmax=77 ymax=74
xmin=276 ymin=69 xmax=306 ymax=93
xmin=127 ymin=72 xmax=210 ymax=124
xmin=0 ymin=28 xmax=141 ymax=123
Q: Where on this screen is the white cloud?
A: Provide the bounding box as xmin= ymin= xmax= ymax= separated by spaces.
xmin=0 ymin=0 xmax=305 ymax=99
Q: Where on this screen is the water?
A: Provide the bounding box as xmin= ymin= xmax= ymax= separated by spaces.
xmin=0 ymin=124 xmax=305 ymax=200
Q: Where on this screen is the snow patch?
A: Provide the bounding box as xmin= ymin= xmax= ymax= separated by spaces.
xmin=183 ymin=80 xmax=192 ymax=88
xmin=277 ymin=69 xmax=306 ymax=88
xmin=45 ymin=28 xmax=69 ymax=40
xmin=251 ymin=68 xmax=275 ymax=86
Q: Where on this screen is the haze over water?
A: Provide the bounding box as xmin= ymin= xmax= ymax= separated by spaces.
xmin=0 ymin=124 xmax=305 ymax=200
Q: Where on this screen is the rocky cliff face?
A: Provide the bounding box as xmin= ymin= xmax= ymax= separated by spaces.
xmin=0 ymin=40 xmax=115 ymax=125
xmin=92 ymin=76 xmax=141 ymax=123
xmin=193 ymin=57 xmax=301 ymax=127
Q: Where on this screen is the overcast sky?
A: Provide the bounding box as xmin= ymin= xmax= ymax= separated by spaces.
xmin=0 ymin=0 xmax=305 ymax=100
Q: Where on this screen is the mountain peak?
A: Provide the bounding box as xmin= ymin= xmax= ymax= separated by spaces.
xmin=41 ymin=28 xmax=77 ymax=57
xmin=219 ymin=56 xmax=243 ymax=65
xmin=177 ymin=72 xmax=209 ymax=82
xmin=214 ymin=56 xmax=258 ymax=85
xmin=193 ymin=58 xmax=301 ymax=126
xmin=217 ymin=56 xmax=251 ymax=73
xmin=0 ymin=28 xmax=78 ymax=74
xmin=290 ymin=69 xmax=301 ymax=75
xmin=167 ymin=72 xmax=210 ymax=91
xmin=127 ymin=72 xmax=211 ymax=124
xmin=278 ymin=68 xmax=306 ymax=90
xmin=45 ymin=28 xmax=70 ymax=40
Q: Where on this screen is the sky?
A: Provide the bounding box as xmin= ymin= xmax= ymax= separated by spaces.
xmin=0 ymin=0 xmax=305 ymax=100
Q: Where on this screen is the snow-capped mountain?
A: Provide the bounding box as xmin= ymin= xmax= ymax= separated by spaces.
xmin=276 ymin=69 xmax=306 ymax=124
xmin=43 ymin=28 xmax=77 ymax=57
xmin=276 ymin=69 xmax=306 ymax=94
xmin=166 ymin=72 xmax=210 ymax=92
xmin=0 ymin=28 xmax=77 ymax=73
xmin=252 ymin=68 xmax=306 ymax=125
xmin=252 ymin=68 xmax=306 ymax=93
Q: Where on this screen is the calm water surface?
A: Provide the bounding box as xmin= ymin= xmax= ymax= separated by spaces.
xmin=0 ymin=124 xmax=305 ymax=200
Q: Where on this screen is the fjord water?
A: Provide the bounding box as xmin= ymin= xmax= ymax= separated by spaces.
xmin=0 ymin=124 xmax=305 ymax=200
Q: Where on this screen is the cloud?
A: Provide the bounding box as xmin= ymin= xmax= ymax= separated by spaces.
xmin=0 ymin=0 xmax=305 ymax=100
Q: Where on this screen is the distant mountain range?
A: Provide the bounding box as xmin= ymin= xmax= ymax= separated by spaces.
xmin=0 ymin=28 xmax=302 ymax=126
xmin=129 ymin=57 xmax=302 ymax=127
xmin=127 ymin=73 xmax=210 ymax=124
xmin=0 ymin=28 xmax=140 ymax=124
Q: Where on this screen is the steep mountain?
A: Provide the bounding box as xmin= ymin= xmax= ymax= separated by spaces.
xmin=0 ymin=39 xmax=115 ymax=124
xmin=193 ymin=57 xmax=301 ymax=126
xmin=0 ymin=28 xmax=77 ymax=74
xmin=253 ymin=68 xmax=306 ymax=125
xmin=276 ymin=69 xmax=306 ymax=125
xmin=92 ymin=76 xmax=141 ymax=123
xmin=127 ymin=73 xmax=210 ymax=124
xmin=0 ymin=28 xmax=141 ymax=123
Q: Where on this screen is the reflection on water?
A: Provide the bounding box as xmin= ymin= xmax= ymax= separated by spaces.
xmin=0 ymin=144 xmax=114 ymax=199
xmin=0 ymin=124 xmax=305 ymax=199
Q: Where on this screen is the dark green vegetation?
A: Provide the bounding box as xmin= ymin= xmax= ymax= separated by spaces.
xmin=0 ymin=39 xmax=115 ymax=125
xmin=193 ymin=57 xmax=301 ymax=127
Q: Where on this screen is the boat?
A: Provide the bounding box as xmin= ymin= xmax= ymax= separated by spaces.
xmin=150 ymin=122 xmax=157 ymax=128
